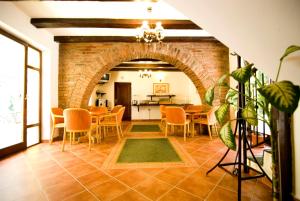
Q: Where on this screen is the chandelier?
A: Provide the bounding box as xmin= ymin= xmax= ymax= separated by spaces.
xmin=139 ymin=69 xmax=152 ymax=78
xmin=136 ymin=20 xmax=165 ymax=43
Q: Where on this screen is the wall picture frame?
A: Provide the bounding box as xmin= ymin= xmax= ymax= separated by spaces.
xmin=153 ymin=83 xmax=169 ymax=95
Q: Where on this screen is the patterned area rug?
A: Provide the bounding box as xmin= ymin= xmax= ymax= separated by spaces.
xmin=130 ymin=124 xmax=161 ymax=132
xmin=102 ymin=137 xmax=197 ymax=169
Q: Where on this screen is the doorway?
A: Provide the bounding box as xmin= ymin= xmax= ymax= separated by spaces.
xmin=114 ymin=82 xmax=131 ymax=120
xmin=0 ymin=29 xmax=42 ymax=157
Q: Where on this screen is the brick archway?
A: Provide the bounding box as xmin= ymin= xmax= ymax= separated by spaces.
xmin=58 ymin=42 xmax=228 ymax=108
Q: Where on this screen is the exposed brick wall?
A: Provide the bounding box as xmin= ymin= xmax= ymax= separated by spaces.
xmin=58 ymin=41 xmax=229 ymax=108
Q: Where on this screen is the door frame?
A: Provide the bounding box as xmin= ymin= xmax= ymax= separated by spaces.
xmin=0 ymin=28 xmax=42 ymax=157
xmin=114 ymin=82 xmax=131 ymax=120
xmin=25 ymin=44 xmax=42 ymax=148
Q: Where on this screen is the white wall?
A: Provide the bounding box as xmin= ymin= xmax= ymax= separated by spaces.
xmin=164 ymin=0 xmax=300 ymax=198
xmin=89 ymin=71 xmax=201 ymax=119
xmin=0 ymin=2 xmax=59 ymax=140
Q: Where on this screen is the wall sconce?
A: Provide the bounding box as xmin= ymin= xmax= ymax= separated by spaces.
xmin=139 ymin=69 xmax=152 ymax=78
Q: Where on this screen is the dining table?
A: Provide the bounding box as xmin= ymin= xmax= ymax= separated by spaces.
xmin=89 ymin=111 xmax=109 ymax=143
xmin=184 ymin=108 xmax=208 ymax=137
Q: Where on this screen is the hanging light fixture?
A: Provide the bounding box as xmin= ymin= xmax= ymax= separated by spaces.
xmin=135 ymin=6 xmax=164 ymax=43
xmin=136 ymin=21 xmax=164 ymax=43
xmin=139 ymin=69 xmax=152 ymax=78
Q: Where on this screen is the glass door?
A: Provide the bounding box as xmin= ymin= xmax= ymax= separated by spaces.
xmin=0 ymin=33 xmax=26 ymax=153
xmin=0 ymin=29 xmax=42 ymax=156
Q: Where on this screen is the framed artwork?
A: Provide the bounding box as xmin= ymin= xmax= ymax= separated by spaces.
xmin=153 ymin=83 xmax=169 ymax=95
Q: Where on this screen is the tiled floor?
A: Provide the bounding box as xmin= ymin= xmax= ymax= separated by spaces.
xmin=0 ymin=121 xmax=273 ymax=201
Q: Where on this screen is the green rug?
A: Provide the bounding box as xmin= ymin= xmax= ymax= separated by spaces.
xmin=117 ymin=138 xmax=182 ymax=163
xmin=130 ymin=124 xmax=161 ymax=132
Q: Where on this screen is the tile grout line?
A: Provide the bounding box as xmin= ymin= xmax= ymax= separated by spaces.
xmin=88 ymin=125 xmax=179 ymax=201
xmin=61 ymin=189 xmax=88 ymax=201
xmin=203 ymin=173 xmax=227 ymax=200
xmin=155 ymin=139 xmax=229 ymax=200
xmin=113 ymin=127 xmax=224 ymax=200
xmin=24 ymin=149 xmax=51 ymax=201
xmin=53 ymin=132 xmax=226 ymax=201
xmin=98 ymin=130 xmax=169 ymax=201
xmin=106 ymin=130 xmax=201 ymax=200
xmin=42 ymin=145 xmax=101 ymax=201
xmin=1 ymin=121 xmax=272 ymax=201
xmin=67 ymin=134 xmax=154 ymax=201
xmin=47 ymin=126 xmax=264 ymax=201
xmin=194 ymin=140 xmax=233 ymax=201
xmin=156 ymin=167 xmax=202 ymax=200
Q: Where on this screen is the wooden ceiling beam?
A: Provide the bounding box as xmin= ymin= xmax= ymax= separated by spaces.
xmin=54 ymin=36 xmax=218 ymax=43
xmin=116 ymin=63 xmax=174 ymax=68
xmin=110 ymin=67 xmax=180 ymax=72
xmin=130 ymin=58 xmax=160 ymax=62
xmin=31 ymin=18 xmax=201 ymax=29
xmin=39 ymin=0 xmax=158 ymax=2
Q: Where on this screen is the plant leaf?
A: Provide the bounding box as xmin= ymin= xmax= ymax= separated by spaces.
xmin=205 ymin=86 xmax=215 ymax=106
xmin=231 ymin=63 xmax=254 ymax=83
xmin=258 ymin=81 xmax=300 ymax=114
xmin=242 ymin=102 xmax=258 ymax=126
xmin=226 ymin=89 xmax=238 ymax=107
xmin=218 ymin=74 xmax=228 ymax=86
xmin=215 ymin=103 xmax=229 ymax=124
xmin=280 ymin=45 xmax=300 ymax=61
xmin=244 ymin=60 xmax=250 ymax=66
xmin=219 ymin=122 xmax=236 ymax=150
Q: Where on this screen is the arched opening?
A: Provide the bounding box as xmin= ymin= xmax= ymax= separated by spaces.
xmin=80 ymin=55 xmax=207 ymax=108
xmin=58 ymin=42 xmax=228 ymax=110
xmin=87 ymin=58 xmax=203 ymax=120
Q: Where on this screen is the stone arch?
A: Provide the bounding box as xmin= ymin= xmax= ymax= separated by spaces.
xmin=58 ymin=42 xmax=228 ymax=108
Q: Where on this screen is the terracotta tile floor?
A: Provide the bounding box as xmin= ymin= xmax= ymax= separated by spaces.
xmin=0 ymin=121 xmax=273 ymax=201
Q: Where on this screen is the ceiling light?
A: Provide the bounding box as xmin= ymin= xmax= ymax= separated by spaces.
xmin=136 ymin=20 xmax=165 ymax=43
xmin=139 ymin=69 xmax=152 ymax=78
xmin=135 ymin=5 xmax=164 ymax=43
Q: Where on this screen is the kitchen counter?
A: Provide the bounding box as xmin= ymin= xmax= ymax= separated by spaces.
xmin=132 ymin=103 xmax=186 ymax=112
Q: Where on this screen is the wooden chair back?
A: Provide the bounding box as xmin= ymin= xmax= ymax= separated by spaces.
xmin=160 ymin=105 xmax=166 ymax=118
xmin=117 ymin=107 xmax=125 ymax=123
xmin=165 ymin=107 xmax=186 ymax=124
xmin=111 ymin=105 xmax=122 ymax=113
xmin=51 ymin=107 xmax=64 ymax=124
xmin=63 ymin=108 xmax=91 ymax=132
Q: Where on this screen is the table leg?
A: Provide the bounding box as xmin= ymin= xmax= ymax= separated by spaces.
xmin=191 ymin=114 xmax=195 ymax=137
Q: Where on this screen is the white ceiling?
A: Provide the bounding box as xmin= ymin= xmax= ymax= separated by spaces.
xmin=14 ymin=1 xmax=187 ymax=19
xmin=13 ymin=1 xmax=210 ymax=37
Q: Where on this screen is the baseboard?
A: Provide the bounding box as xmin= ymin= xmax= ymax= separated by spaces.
xmin=42 ymin=135 xmax=62 ymax=143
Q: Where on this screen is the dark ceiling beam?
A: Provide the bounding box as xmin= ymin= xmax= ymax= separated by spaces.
xmin=54 ymin=36 xmax=218 ymax=43
xmin=99 ymin=0 xmax=158 ymax=1
xmin=31 ymin=18 xmax=201 ymax=29
xmin=116 ymin=63 xmax=174 ymax=68
xmin=110 ymin=67 xmax=180 ymax=72
xmin=130 ymin=58 xmax=160 ymax=62
xmin=38 ymin=0 xmax=158 ymax=2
